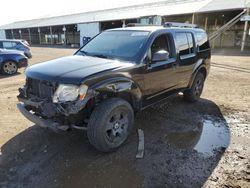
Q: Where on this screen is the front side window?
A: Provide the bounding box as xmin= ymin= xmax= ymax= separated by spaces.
xmin=77 ymin=30 xmax=149 ymax=61
xmin=12 ymin=42 xmax=18 ymax=47
xmin=151 ymin=34 xmax=170 ymax=54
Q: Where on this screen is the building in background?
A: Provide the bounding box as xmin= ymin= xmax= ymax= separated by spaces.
xmin=0 ymin=0 xmax=249 ymax=50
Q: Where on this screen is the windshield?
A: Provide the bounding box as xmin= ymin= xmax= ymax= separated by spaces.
xmin=77 ymin=30 xmax=149 ymax=61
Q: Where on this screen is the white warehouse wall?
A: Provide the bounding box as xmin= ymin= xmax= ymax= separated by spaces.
xmin=0 ymin=30 xmax=6 ymax=39
xmin=77 ymin=22 xmax=100 ymax=46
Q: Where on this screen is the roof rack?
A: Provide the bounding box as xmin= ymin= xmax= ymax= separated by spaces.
xmin=126 ymin=23 xmax=160 ymax=27
xmin=163 ymin=22 xmax=199 ymax=28
xmin=125 ymin=22 xmax=199 ymax=28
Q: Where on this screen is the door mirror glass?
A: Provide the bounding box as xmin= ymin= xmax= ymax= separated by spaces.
xmin=152 ymin=50 xmax=169 ymax=62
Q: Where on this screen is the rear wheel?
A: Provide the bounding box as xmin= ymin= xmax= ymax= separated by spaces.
xmin=1 ymin=61 xmax=18 ymax=75
xmin=87 ymin=98 xmax=134 ymax=152
xmin=184 ymin=72 xmax=205 ymax=102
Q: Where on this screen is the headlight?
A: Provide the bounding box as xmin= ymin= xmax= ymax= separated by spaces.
xmin=53 ymin=84 xmax=88 ymax=103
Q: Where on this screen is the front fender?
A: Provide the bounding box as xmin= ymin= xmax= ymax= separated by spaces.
xmin=90 ymin=77 xmax=143 ymax=110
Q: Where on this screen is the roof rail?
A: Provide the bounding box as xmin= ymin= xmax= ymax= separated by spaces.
xmin=126 ymin=23 xmax=160 ymax=27
xmin=163 ymin=22 xmax=199 ymax=28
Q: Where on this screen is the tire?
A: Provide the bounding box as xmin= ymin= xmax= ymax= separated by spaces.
xmin=1 ymin=61 xmax=18 ymax=75
xmin=87 ymin=98 xmax=134 ymax=152
xmin=184 ymin=72 xmax=205 ymax=102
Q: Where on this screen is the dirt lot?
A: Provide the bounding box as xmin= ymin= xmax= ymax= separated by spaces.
xmin=0 ymin=47 xmax=249 ymax=188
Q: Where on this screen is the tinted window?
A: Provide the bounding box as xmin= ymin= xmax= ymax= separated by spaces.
xmin=2 ymin=42 xmax=13 ymax=48
xmin=196 ymin=32 xmax=209 ymax=51
xmin=186 ymin=33 xmax=194 ymax=53
xmin=175 ymin=33 xmax=189 ymax=56
xmin=12 ymin=42 xmax=18 ymax=47
xmin=151 ymin=34 xmax=171 ymax=56
xmin=17 ymin=42 xmax=25 ymax=49
xmin=78 ymin=30 xmax=149 ymax=61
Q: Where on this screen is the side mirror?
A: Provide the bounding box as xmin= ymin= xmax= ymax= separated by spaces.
xmin=152 ymin=50 xmax=169 ymax=62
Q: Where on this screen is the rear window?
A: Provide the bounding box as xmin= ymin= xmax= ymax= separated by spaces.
xmin=196 ymin=32 xmax=210 ymax=51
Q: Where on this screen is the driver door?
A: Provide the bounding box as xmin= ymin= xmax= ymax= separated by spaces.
xmin=143 ymin=33 xmax=178 ymax=105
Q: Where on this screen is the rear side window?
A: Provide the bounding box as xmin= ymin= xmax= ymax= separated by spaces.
xmin=175 ymin=32 xmax=194 ymax=57
xmin=186 ymin=33 xmax=194 ymax=53
xmin=2 ymin=41 xmax=17 ymax=49
xmin=2 ymin=42 xmax=13 ymax=48
xmin=196 ymin=32 xmax=210 ymax=51
xmin=175 ymin=33 xmax=189 ymax=56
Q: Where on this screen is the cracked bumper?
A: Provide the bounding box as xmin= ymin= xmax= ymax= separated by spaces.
xmin=17 ymin=103 xmax=68 ymax=131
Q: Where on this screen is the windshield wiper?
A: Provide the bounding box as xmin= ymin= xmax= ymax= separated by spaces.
xmin=90 ymin=54 xmax=109 ymax=59
xmin=79 ymin=50 xmax=89 ymax=55
xmin=79 ymin=51 xmax=114 ymax=59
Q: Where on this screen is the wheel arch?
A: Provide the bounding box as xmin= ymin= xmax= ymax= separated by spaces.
xmin=188 ymin=59 xmax=208 ymax=88
xmin=90 ymin=77 xmax=143 ymax=111
xmin=2 ymin=59 xmax=18 ymax=64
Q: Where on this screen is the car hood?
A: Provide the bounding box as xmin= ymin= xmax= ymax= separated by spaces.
xmin=25 ymin=55 xmax=134 ymax=84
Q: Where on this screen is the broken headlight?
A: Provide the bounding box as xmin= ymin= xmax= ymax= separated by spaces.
xmin=52 ymin=84 xmax=88 ymax=103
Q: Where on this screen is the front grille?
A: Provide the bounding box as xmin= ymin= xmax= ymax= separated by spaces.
xmin=26 ymin=78 xmax=56 ymax=99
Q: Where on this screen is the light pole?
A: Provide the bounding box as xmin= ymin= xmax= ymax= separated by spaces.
xmin=122 ymin=20 xmax=126 ymax=28
xmin=28 ymin=28 xmax=31 ymax=44
xmin=192 ymin=13 xmax=195 ymax=24
xmin=38 ymin=28 xmax=41 ymax=44
xmin=62 ymin=26 xmax=66 ymax=45
xmin=50 ymin=26 xmax=53 ymax=45
xmin=19 ymin=30 xmax=22 ymax=39
xmin=11 ymin=30 xmax=14 ymax=39
xmin=241 ymin=8 xmax=250 ymax=51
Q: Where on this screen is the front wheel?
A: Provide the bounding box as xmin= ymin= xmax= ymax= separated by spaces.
xmin=87 ymin=98 xmax=134 ymax=152
xmin=184 ymin=72 xmax=205 ymax=102
xmin=1 ymin=61 xmax=18 ymax=75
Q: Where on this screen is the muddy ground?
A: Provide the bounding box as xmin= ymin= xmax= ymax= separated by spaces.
xmin=0 ymin=47 xmax=249 ymax=188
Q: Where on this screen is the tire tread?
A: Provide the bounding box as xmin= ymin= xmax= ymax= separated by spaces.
xmin=87 ymin=98 xmax=134 ymax=152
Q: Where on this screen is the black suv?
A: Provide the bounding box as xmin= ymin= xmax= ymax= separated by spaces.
xmin=17 ymin=23 xmax=211 ymax=152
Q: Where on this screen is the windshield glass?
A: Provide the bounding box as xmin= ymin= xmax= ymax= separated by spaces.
xmin=77 ymin=30 xmax=149 ymax=61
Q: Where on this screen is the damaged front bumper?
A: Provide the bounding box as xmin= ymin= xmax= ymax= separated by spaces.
xmin=17 ymin=103 xmax=69 ymax=131
xmin=17 ymin=95 xmax=91 ymax=131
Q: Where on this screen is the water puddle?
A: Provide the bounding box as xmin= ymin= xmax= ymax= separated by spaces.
xmin=166 ymin=116 xmax=230 ymax=156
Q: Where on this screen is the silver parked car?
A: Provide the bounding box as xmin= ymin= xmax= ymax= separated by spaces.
xmin=0 ymin=39 xmax=32 ymax=58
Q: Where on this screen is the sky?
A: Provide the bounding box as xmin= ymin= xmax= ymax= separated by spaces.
xmin=0 ymin=0 xmax=160 ymax=26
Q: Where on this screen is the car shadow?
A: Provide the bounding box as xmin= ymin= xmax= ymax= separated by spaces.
xmin=0 ymin=72 xmax=21 ymax=79
xmin=0 ymin=96 xmax=230 ymax=188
